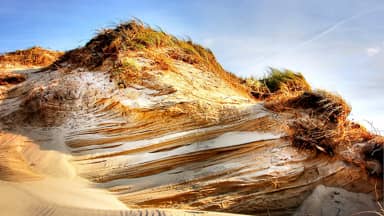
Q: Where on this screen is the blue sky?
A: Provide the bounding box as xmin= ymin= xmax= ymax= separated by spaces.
xmin=1 ymin=0 xmax=383 ymax=131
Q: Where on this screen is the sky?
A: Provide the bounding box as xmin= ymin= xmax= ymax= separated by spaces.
xmin=1 ymin=0 xmax=383 ymax=132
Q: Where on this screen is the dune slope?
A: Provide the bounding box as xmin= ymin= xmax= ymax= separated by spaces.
xmin=0 ymin=21 xmax=382 ymax=216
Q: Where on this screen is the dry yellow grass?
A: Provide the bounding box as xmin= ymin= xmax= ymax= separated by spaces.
xmin=0 ymin=46 xmax=63 ymax=68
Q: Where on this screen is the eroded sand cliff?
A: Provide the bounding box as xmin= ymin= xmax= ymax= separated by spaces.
xmin=0 ymin=21 xmax=382 ymax=216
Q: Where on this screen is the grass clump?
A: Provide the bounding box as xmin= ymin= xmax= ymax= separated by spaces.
xmin=0 ymin=47 xmax=63 ymax=68
xmin=243 ymin=68 xmax=311 ymax=99
xmin=54 ymin=20 xmax=176 ymax=70
xmin=261 ymin=68 xmax=310 ymax=93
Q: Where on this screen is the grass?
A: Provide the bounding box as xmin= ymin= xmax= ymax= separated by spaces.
xmin=241 ymin=68 xmax=353 ymax=156
xmin=54 ymin=20 xmax=178 ymax=69
xmin=0 ymin=46 xmax=63 ymax=67
xmin=261 ymin=68 xmax=310 ymax=93
xmin=243 ymin=68 xmax=311 ymax=99
xmin=244 ymin=69 xmax=372 ymax=156
xmin=265 ymin=88 xmax=384 ymax=180
xmin=265 ymin=87 xmax=384 ymax=176
xmin=52 ymin=19 xmax=252 ymax=98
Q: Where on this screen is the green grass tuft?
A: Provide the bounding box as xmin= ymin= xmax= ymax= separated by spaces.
xmin=244 ymin=68 xmax=311 ymax=99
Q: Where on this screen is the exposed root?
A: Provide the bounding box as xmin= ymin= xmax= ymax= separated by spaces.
xmin=266 ymin=88 xmax=384 ymax=179
xmin=266 ymin=90 xmax=351 ymax=123
xmin=288 ymin=90 xmax=351 ymax=123
xmin=362 ymin=137 xmax=384 ymax=176
xmin=266 ymin=90 xmax=350 ymax=154
xmin=287 ymin=118 xmax=340 ymax=155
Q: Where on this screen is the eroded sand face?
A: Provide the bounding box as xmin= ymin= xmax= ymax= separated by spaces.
xmin=0 ymin=61 xmax=381 ymax=216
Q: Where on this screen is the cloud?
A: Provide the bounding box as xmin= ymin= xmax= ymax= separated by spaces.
xmin=366 ymin=47 xmax=381 ymax=56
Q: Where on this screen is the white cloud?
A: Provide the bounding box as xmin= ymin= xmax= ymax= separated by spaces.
xmin=366 ymin=47 xmax=381 ymax=56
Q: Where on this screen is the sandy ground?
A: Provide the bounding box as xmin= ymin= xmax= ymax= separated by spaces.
xmin=295 ymin=185 xmax=382 ymax=216
xmin=0 ymin=131 xmax=129 ymax=215
xmin=0 ymin=179 xmax=128 ymax=215
xmin=0 ymin=179 xmax=238 ymax=216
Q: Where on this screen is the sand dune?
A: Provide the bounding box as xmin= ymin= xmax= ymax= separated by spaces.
xmin=0 ymin=21 xmax=382 ymax=216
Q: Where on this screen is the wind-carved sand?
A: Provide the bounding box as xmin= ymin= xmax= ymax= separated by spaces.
xmin=0 ymin=21 xmax=382 ymax=216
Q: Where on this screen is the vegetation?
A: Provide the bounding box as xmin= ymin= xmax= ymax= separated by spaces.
xmin=3 ymin=19 xmax=380 ymax=178
xmin=44 ymin=19 xmax=383 ymax=168
xmin=285 ymin=90 xmax=350 ymax=123
xmin=243 ymin=68 xmax=311 ymax=99
xmin=54 ymin=19 xmax=251 ymax=97
xmin=261 ymin=68 xmax=310 ymax=93
xmin=0 ymin=46 xmax=63 ymax=68
xmin=263 ymin=88 xmax=381 ymax=163
xmin=244 ymin=69 xmax=383 ymax=178
xmin=264 ymin=89 xmax=351 ymax=154
xmin=18 ymin=20 xmax=377 ymax=166
xmin=242 ymin=69 xmax=370 ymax=158
xmin=54 ymin=20 xmax=217 ymax=70
xmin=54 ymin=20 xmax=172 ymax=69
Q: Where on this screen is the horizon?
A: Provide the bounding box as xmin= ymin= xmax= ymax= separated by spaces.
xmin=1 ymin=0 xmax=383 ymax=132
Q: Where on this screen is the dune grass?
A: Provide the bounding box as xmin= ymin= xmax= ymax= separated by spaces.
xmin=53 ymin=19 xmax=251 ymax=97
xmin=260 ymin=68 xmax=310 ymax=93
xmin=0 ymin=47 xmax=63 ymax=68
xmin=243 ymin=68 xmax=311 ymax=99
xmin=55 ymin=20 xmax=203 ymax=69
